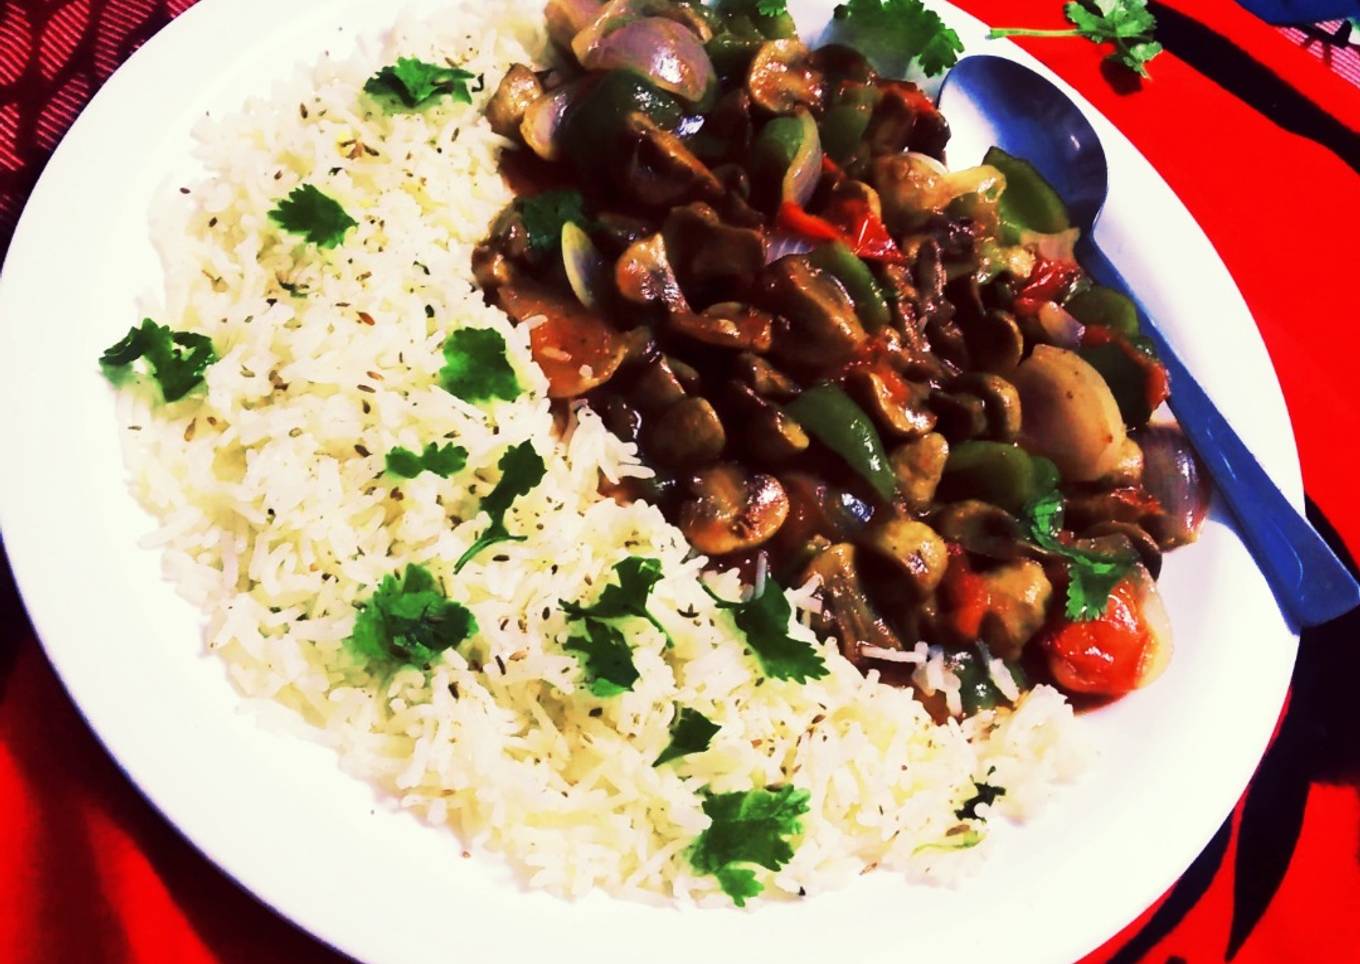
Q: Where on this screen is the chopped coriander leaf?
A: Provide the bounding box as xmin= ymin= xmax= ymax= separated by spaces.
xmin=454 ymin=441 xmax=547 ymax=572
xmin=706 ymin=579 xmax=828 ymax=683
xmin=385 ymin=442 xmax=468 ymax=479
xmin=955 ymin=781 xmax=1006 ymax=820
xmin=439 ymin=328 xmax=520 ymax=402
xmin=364 ymin=57 xmax=481 ymax=110
xmin=654 ymin=707 xmax=721 ymax=766
xmin=347 ymin=563 xmax=477 ymax=669
xmin=516 ymin=190 xmax=590 ymax=258
xmin=756 ymin=0 xmax=789 ymax=15
xmin=563 ymin=556 xmax=672 ymax=644
xmin=564 ymin=618 xmax=640 ymax=697
xmin=1022 ymin=490 xmax=1132 ymax=621
xmin=100 ymin=319 xmax=217 ymax=402
xmin=689 ymin=786 xmax=810 ymax=906
xmin=989 ymin=0 xmax=1163 ymax=77
xmin=913 ymin=828 xmax=983 ymax=854
xmin=831 ymin=0 xmax=964 ymax=77
xmin=268 ymin=184 xmax=357 ymax=249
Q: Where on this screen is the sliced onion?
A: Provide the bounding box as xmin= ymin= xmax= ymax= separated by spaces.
xmin=546 ymin=0 xmax=603 ymax=48
xmin=519 ymin=83 xmax=579 ymax=161
xmin=1133 ymin=423 xmax=1211 ymax=548
xmin=578 ymin=17 xmax=715 ymax=104
xmin=781 ymin=110 xmax=823 ymax=207
xmin=1130 ymin=565 xmax=1173 ymax=687
xmin=764 ymin=229 xmax=813 ymax=264
xmin=1035 ymin=300 xmax=1085 ymax=348
xmin=1019 ymin=226 xmax=1082 ymax=262
xmin=1013 ymin=344 xmax=1128 ymax=483
xmin=572 ymin=0 xmax=674 ymax=66
xmin=561 ymin=222 xmax=607 ymax=310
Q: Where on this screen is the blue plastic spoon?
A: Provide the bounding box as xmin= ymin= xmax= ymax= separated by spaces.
xmin=938 ymin=54 xmax=1359 ymax=628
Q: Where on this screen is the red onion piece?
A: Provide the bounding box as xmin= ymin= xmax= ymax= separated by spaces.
xmin=577 ymin=17 xmax=715 ymax=104
xmin=1036 ymin=301 xmax=1085 ymax=348
xmin=764 ymin=230 xmax=814 ymax=264
xmin=519 ymin=83 xmax=580 ymax=161
xmin=1133 ymin=423 xmax=1211 ymax=548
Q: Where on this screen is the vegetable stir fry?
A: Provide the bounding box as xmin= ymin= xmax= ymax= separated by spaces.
xmin=473 ymin=0 xmax=1209 ymax=707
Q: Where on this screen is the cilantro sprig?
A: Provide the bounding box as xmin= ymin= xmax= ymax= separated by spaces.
xmin=831 ymin=0 xmax=965 ymax=77
xmin=439 ymin=327 xmax=520 ymax=402
xmin=364 ymin=57 xmax=482 ymax=111
xmin=269 ymin=184 xmax=357 ymax=249
xmin=563 ymin=556 xmax=672 ymax=644
xmin=989 ymin=0 xmax=1163 ymax=77
xmin=564 ymin=618 xmax=641 ymax=697
xmin=347 ymin=563 xmax=477 ymax=669
xmin=1022 ymin=489 xmax=1133 ymax=621
xmin=454 ymin=442 xmax=547 ymax=572
xmin=706 ymin=579 xmax=828 ymax=683
xmin=100 ymin=319 xmax=216 ymax=403
xmin=689 ymin=786 xmax=811 ymax=906
xmin=515 ymin=190 xmax=591 ymax=259
xmin=385 ymin=442 xmax=468 ymax=479
xmin=654 ymin=707 xmax=721 ymax=767
xmin=955 ymin=780 xmax=1006 ymax=820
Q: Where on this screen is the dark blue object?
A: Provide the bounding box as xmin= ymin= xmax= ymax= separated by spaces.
xmin=939 ymin=55 xmax=1360 ymax=629
xmin=1233 ymin=0 xmax=1359 ymax=26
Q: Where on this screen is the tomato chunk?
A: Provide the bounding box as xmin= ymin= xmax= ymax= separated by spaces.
xmin=1042 ymin=579 xmax=1151 ymax=696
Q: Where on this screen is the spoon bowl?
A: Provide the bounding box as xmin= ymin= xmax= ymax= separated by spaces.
xmin=939 ymin=54 xmax=1359 ymax=628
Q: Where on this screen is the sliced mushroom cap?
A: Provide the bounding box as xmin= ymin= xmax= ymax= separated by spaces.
xmin=733 ymin=352 xmax=801 ymax=401
xmin=950 ymin=373 xmax=1022 ymax=442
xmin=615 ymin=233 xmax=690 ymax=311
xmin=890 ymin=432 xmax=950 ymax=511
xmin=1013 ymin=344 xmax=1128 ymax=483
xmin=645 ymin=396 xmax=726 ymax=466
xmin=871 ymin=152 xmax=947 ymax=235
xmin=929 ymin=389 xmax=988 ymax=443
xmin=495 ymin=278 xmax=626 ymax=398
xmin=962 ymin=309 xmax=1025 ymax=374
xmin=621 ymin=111 xmax=723 ymax=208
xmin=861 ymin=518 xmax=948 ymax=598
xmin=661 ymin=202 xmax=766 ymax=292
xmin=1079 ymin=521 xmax=1163 ymax=579
xmin=747 ymin=39 xmax=826 ymax=115
xmin=593 ymin=211 xmax=654 ymax=255
xmin=471 ymin=245 xmax=512 ymax=290
xmin=629 ymin=354 xmax=688 ymax=411
xmin=725 ymin=381 xmax=810 ymax=462
xmin=761 ymin=256 xmax=868 ymax=368
xmin=801 ymin=543 xmax=903 ymax=661
xmin=670 ymin=303 xmax=775 ymax=352
xmin=486 ymin=65 xmax=545 ymax=140
xmin=932 ymin=500 xmax=1026 ymax=561
xmin=848 ymin=367 xmax=937 ymax=439
xmin=973 ymin=559 xmax=1053 ymax=661
xmin=679 ymin=464 xmax=790 ymax=555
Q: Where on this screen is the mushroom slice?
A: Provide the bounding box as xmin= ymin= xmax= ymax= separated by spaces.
xmin=629 ymin=354 xmax=688 ymax=411
xmin=615 ymin=233 xmax=690 ymax=312
xmin=645 ymin=397 xmax=726 ymax=466
xmin=801 ymin=543 xmax=903 ymax=661
xmin=889 ymin=432 xmax=949 ymax=511
xmin=661 ymin=202 xmax=766 ymax=291
xmin=747 ymin=39 xmax=826 ymax=115
xmin=670 ymin=303 xmax=775 ymax=352
xmin=861 ymin=518 xmax=948 ymax=598
xmin=962 ymin=309 xmax=1025 ymax=374
xmin=621 ymin=111 xmax=723 ymax=208
xmin=950 ymin=373 xmax=1022 ymax=442
xmin=725 ymin=381 xmax=810 ymax=462
xmin=929 ymin=389 xmax=988 ymax=443
xmin=1080 ymin=521 xmax=1163 ymax=579
xmin=761 ymin=256 xmax=868 ymax=368
xmin=932 ymin=500 xmax=1026 ymax=561
xmin=679 ymin=464 xmax=790 ymax=556
xmin=734 ymin=352 xmax=801 ymax=401
xmin=471 ymin=245 xmax=512 ymax=290
xmin=848 ymin=367 xmax=936 ymax=439
xmin=486 ymin=64 xmax=545 ymax=140
xmin=1012 ymin=344 xmax=1128 ymax=483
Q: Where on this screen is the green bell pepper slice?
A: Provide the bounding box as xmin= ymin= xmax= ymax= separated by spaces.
xmin=819 ymin=87 xmax=881 ymax=163
xmin=939 ymin=441 xmax=1060 ymax=516
xmin=984 ymin=146 xmax=1070 ymax=241
xmin=560 ymin=71 xmax=682 ymax=175
xmin=808 ymin=242 xmax=892 ymax=331
xmin=716 ymin=0 xmax=797 ymax=39
xmin=785 ymin=383 xmax=898 ymax=503
xmin=1065 ymin=285 xmax=1140 ymax=340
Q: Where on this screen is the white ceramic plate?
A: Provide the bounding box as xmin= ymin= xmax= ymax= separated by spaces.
xmin=0 ymin=1 xmax=1300 ymax=961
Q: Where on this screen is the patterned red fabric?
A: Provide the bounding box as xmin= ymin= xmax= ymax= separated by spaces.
xmin=2 ymin=1 xmax=1358 ymax=962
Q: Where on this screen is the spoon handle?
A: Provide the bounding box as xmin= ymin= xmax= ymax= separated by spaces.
xmin=1077 ymin=239 xmax=1359 ymax=629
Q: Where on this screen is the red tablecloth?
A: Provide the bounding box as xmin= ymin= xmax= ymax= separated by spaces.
xmin=2 ymin=1 xmax=1358 ymax=961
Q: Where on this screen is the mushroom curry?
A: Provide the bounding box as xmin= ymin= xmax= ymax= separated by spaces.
xmin=473 ymin=0 xmax=1210 ymax=713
